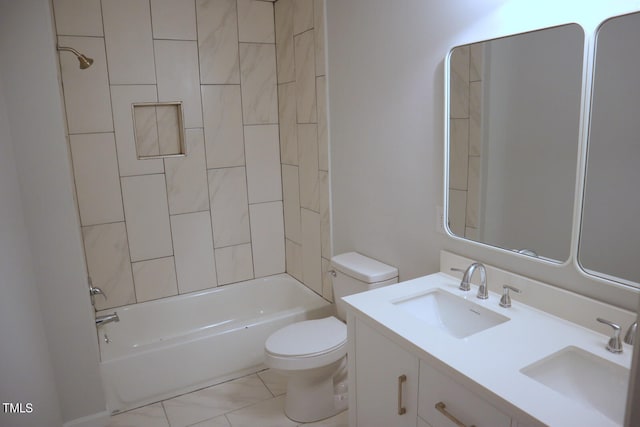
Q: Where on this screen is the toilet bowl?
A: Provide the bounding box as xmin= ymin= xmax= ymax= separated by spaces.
xmin=264 ymin=252 xmax=398 ymax=423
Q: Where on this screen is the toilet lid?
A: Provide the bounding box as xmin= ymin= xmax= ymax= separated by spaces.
xmin=265 ymin=317 xmax=347 ymax=357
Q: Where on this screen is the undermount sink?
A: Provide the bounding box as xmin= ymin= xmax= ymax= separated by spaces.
xmin=521 ymin=346 xmax=630 ymax=425
xmin=393 ymin=289 xmax=509 ymax=338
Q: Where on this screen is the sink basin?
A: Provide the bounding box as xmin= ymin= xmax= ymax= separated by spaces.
xmin=521 ymin=346 xmax=629 ymax=425
xmin=393 ymin=289 xmax=509 ymax=338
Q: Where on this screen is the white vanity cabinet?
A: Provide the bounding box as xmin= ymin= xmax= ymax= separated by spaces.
xmin=352 ymin=319 xmax=419 ymax=427
xmin=350 ymin=316 xmax=535 ymax=427
xmin=418 ymin=361 xmax=510 ymax=427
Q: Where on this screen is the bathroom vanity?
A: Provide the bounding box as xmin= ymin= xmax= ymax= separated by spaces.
xmin=343 ymin=252 xmax=635 ymax=427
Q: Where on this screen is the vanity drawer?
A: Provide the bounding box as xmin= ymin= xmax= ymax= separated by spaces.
xmin=418 ymin=361 xmax=511 ymax=427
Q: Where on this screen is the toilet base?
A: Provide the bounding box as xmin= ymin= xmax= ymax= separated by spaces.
xmin=281 ymin=358 xmax=348 ymax=423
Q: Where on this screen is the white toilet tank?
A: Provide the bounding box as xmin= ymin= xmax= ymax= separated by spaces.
xmin=330 ymin=252 xmax=398 ymax=320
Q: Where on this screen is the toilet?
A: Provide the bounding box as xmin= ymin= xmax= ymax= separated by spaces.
xmin=264 ymin=252 xmax=398 ymax=422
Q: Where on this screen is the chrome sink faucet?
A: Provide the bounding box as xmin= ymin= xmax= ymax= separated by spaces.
xmin=625 ymin=321 xmax=637 ymax=345
xmin=597 ymin=318 xmax=623 ymax=353
xmin=451 ymin=262 xmax=488 ymax=299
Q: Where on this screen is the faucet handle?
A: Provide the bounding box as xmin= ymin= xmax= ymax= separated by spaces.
xmin=499 ymin=285 xmax=522 ymax=308
xmin=450 ymin=267 xmax=470 ymax=291
xmin=624 ymin=321 xmax=637 ymax=345
xmin=90 ymin=285 xmax=107 ymax=300
xmin=597 ymin=318 xmax=623 ymax=353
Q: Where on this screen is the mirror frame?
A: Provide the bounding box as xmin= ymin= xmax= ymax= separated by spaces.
xmin=575 ymin=11 xmax=640 ymax=290
xmin=443 ymin=23 xmax=589 ymax=269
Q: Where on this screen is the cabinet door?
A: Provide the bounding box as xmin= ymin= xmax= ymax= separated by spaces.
xmin=354 ymin=319 xmax=419 ymax=427
xmin=418 ymin=360 xmax=511 ymax=427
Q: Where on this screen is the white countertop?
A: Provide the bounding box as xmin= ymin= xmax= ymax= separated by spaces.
xmin=343 ymin=272 xmax=633 ymax=427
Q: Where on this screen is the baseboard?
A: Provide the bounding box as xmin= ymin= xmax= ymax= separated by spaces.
xmin=63 ymin=410 xmax=110 ymax=427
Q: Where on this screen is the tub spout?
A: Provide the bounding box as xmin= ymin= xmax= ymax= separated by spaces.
xmin=96 ymin=312 xmax=119 ymax=327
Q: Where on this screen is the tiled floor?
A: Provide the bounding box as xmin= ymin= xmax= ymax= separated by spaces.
xmin=106 ymin=369 xmax=348 ymax=427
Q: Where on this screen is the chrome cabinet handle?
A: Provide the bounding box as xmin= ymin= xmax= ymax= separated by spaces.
xmin=397 ymin=374 xmax=407 ymax=415
xmin=435 ymin=402 xmax=475 ymax=427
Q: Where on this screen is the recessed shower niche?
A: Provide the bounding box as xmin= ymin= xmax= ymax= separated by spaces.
xmin=132 ymin=102 xmax=186 ymax=159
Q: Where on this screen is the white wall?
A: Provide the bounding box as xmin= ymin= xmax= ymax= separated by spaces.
xmin=0 ymin=0 xmax=106 ymax=423
xmin=0 ymin=57 xmax=63 ymax=427
xmin=327 ymin=0 xmax=640 ymax=311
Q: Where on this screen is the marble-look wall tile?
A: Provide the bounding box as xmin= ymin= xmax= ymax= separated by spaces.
xmin=83 ymin=222 xmax=135 ymax=310
xmin=449 ymin=45 xmax=469 ymax=119
xmin=319 ymin=170 xmax=330 ymax=259
xmin=278 ymin=83 xmax=298 ymax=165
xmin=314 ymin=0 xmax=325 ymax=76
xmin=165 ymin=129 xmax=209 ymax=215
xmin=298 ymin=124 xmax=319 ymax=212
xmin=121 ymin=174 xmax=173 ymax=262
xmin=155 ymin=40 xmax=203 ymax=128
xmin=301 ymin=208 xmax=322 ymax=294
xmin=133 ymin=105 xmax=160 ymax=157
xmin=196 ymin=0 xmax=240 ymax=84
xmin=157 ymin=105 xmax=182 ymax=155
xmin=469 ymin=81 xmax=482 ymax=157
xmin=470 ymin=43 xmax=484 ymax=82
xmin=274 ymin=0 xmax=294 ymax=84
xmin=449 ymin=118 xmax=469 ymax=191
xmin=293 ymin=0 xmax=313 ymax=35
xmin=69 ymin=133 xmax=123 ymax=226
xmin=132 ymin=257 xmax=178 ymax=302
xmin=249 ymin=202 xmax=285 ymax=277
xmin=215 ymin=244 xmax=254 ymax=285
xmin=321 ymin=257 xmax=333 ymax=302
xmin=448 ymin=189 xmax=467 ymax=237
xmin=208 ymin=167 xmax=250 ymax=248
xmin=282 ymin=165 xmax=301 ymax=243
xmin=53 ymin=0 xmax=103 ymax=36
xmin=465 ymin=227 xmax=479 ymax=241
xmin=316 ymin=76 xmax=328 ymax=171
xmin=285 ymin=239 xmax=302 ymax=282
xmin=294 ymin=30 xmax=317 ymax=123
xmin=102 ymin=0 xmax=156 ymax=84
xmin=151 ymin=0 xmax=197 ymax=40
xmin=58 ymin=36 xmax=112 ymax=134
xmin=239 ymin=43 xmax=278 ymax=125
xmin=466 ymin=156 xmax=481 ymax=229
xmin=110 ymin=85 xmax=165 ymax=176
xmin=171 ymin=211 xmax=218 ymax=294
xmin=202 ymin=85 xmax=244 ymax=169
xmin=244 ymin=125 xmax=282 ymax=204
xmin=237 ymin=0 xmax=275 ymax=43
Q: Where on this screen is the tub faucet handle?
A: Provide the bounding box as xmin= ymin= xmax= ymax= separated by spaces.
xmin=89 ymin=277 xmax=107 ymax=301
xmin=597 ymin=318 xmax=623 ymax=353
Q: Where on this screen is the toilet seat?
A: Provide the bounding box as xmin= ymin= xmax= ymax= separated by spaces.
xmin=265 ymin=317 xmax=347 ymax=371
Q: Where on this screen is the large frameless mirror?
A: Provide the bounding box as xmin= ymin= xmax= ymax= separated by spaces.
xmin=446 ymin=24 xmax=584 ymax=263
xmin=579 ymin=12 xmax=640 ymax=288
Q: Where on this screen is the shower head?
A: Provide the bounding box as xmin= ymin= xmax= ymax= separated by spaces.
xmin=57 ymin=45 xmax=94 ymax=69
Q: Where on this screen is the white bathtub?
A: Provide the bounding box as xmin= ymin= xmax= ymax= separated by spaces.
xmin=97 ymin=274 xmax=332 ymax=413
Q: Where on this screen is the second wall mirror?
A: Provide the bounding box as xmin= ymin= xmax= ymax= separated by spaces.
xmin=446 ymin=24 xmax=585 ymax=263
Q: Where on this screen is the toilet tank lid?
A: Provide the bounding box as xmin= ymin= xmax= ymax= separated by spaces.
xmin=330 ymin=252 xmax=398 ymax=283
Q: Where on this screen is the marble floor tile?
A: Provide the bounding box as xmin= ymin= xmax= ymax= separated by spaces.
xmin=162 ymin=375 xmax=273 ymax=427
xmin=107 ymin=403 xmax=169 ymax=427
xmin=302 ymin=410 xmax=348 ymax=427
xmin=225 ymin=396 xmax=297 ymax=427
xmin=187 ymin=414 xmax=231 ymax=427
xmin=257 ymin=369 xmax=288 ymax=397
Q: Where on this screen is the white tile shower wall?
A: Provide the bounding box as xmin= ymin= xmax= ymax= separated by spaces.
xmin=55 ymin=0 xmax=329 ymax=310
xmin=276 ymin=0 xmax=330 ymax=297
